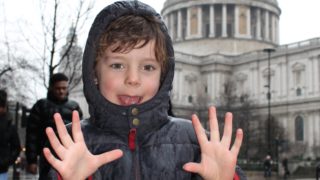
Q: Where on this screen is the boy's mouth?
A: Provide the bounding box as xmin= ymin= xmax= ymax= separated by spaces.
xmin=118 ymin=95 xmax=142 ymax=106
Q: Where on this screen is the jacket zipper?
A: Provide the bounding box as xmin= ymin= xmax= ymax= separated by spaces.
xmin=128 ymin=128 xmax=140 ymax=180
xmin=129 ymin=128 xmax=137 ymax=151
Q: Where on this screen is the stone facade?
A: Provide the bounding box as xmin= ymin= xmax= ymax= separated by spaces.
xmin=162 ymin=0 xmax=320 ymax=158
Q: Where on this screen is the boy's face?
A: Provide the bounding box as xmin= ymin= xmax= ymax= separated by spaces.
xmin=96 ymin=40 xmax=161 ymax=106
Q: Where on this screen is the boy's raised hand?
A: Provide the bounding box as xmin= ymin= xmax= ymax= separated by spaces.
xmin=43 ymin=111 xmax=123 ymax=180
xmin=183 ymin=106 xmax=243 ymax=180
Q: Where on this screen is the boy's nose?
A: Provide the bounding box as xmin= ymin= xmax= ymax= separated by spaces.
xmin=125 ymin=68 xmax=140 ymax=86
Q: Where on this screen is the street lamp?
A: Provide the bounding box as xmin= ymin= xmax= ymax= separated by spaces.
xmin=263 ymin=48 xmax=275 ymax=156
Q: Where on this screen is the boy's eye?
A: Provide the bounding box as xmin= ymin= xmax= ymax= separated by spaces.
xmin=110 ymin=63 xmax=124 ymax=69
xmin=143 ymin=65 xmax=156 ymax=71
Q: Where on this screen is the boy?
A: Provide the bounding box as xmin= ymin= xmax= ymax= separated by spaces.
xmin=42 ymin=1 xmax=246 ymax=180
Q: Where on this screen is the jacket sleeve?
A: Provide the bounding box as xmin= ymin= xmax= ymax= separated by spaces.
xmin=9 ymin=125 xmax=21 ymax=164
xmin=25 ymin=100 xmax=43 ymax=164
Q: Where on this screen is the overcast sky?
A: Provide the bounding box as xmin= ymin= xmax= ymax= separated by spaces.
xmin=1 ymin=0 xmax=320 ymax=48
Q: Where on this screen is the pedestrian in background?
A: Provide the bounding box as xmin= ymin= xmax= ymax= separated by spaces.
xmin=316 ymin=163 xmax=320 ymax=180
xmin=264 ymin=155 xmax=272 ymax=177
xmin=282 ymin=157 xmax=290 ymax=179
xmin=25 ymin=73 xmax=83 ymax=179
xmin=0 ymin=89 xmax=21 ymax=180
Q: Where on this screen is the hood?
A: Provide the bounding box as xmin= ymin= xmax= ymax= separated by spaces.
xmin=82 ymin=1 xmax=175 ymax=136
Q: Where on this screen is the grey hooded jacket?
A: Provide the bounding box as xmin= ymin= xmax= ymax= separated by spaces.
xmin=45 ymin=1 xmax=247 ymax=180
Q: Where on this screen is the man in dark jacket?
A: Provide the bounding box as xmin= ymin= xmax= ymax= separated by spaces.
xmin=0 ymin=89 xmax=21 ymax=179
xmin=25 ymin=73 xmax=83 ymax=177
xmin=42 ymin=1 xmax=246 ymax=180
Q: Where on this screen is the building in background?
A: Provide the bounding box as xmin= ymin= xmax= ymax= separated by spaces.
xmin=162 ymin=0 xmax=320 ymax=159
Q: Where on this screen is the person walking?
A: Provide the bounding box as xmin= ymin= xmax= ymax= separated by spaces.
xmin=25 ymin=73 xmax=83 ymax=179
xmin=0 ymin=89 xmax=21 ymax=180
xmin=282 ymin=157 xmax=290 ymax=179
xmin=264 ymin=155 xmax=272 ymax=178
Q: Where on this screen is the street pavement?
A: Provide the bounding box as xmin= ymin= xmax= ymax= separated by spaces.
xmin=8 ymin=167 xmax=38 ymax=180
xmin=7 ymin=168 xmax=315 ymax=180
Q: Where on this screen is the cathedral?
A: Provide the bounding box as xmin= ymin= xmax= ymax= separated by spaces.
xmin=161 ymin=0 xmax=320 ymax=159
xmin=71 ymin=0 xmax=320 ymax=160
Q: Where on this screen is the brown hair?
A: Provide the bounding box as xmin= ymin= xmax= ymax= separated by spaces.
xmin=96 ymin=14 xmax=167 ymax=74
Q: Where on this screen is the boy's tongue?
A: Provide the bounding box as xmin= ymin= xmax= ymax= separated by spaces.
xmin=118 ymin=95 xmax=141 ymax=106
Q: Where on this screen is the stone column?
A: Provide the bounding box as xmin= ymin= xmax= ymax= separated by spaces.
xmin=187 ymin=8 xmax=191 ymax=38
xmin=209 ymin=5 xmax=215 ymax=37
xmin=265 ymin=10 xmax=269 ymax=41
xmin=246 ymin=7 xmax=251 ymax=38
xmin=307 ymin=57 xmax=313 ymax=95
xmin=198 ymin=6 xmax=203 ymax=38
xmin=177 ymin=68 xmax=182 ymax=102
xmin=249 ymin=67 xmax=254 ymax=97
xmin=256 ymin=8 xmax=261 ymax=40
xmin=275 ymin=63 xmax=281 ymax=99
xmin=177 ymin=10 xmax=182 ymax=40
xmin=314 ymin=112 xmax=320 ymax=146
xmin=234 ymin=5 xmax=239 ymax=37
xmin=271 ymin=14 xmax=276 ymax=43
xmin=276 ymin=17 xmax=280 ymax=44
xmin=211 ymin=72 xmax=216 ymax=100
xmin=169 ymin=13 xmax=175 ymax=40
xmin=280 ymin=62 xmax=286 ymax=97
xmin=314 ymin=57 xmax=319 ymax=93
xmin=222 ymin=4 xmax=227 ymax=37
xmin=308 ymin=113 xmax=314 ymax=147
xmin=207 ymin=73 xmax=211 ymax=99
xmin=215 ymin=72 xmax=221 ymax=98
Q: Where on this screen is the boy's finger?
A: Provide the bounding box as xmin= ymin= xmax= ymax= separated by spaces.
xmin=71 ymin=111 xmax=85 ymax=143
xmin=46 ymin=127 xmax=66 ymax=160
xmin=54 ymin=113 xmax=74 ymax=148
xmin=231 ymin=129 xmax=243 ymax=155
xmin=191 ymin=114 xmax=208 ymax=148
xmin=96 ymin=149 xmax=123 ymax=167
xmin=220 ymin=112 xmax=233 ymax=148
xmin=183 ymin=162 xmax=202 ymax=175
xmin=43 ymin=147 xmax=62 ymax=172
xmin=209 ymin=106 xmax=220 ymax=142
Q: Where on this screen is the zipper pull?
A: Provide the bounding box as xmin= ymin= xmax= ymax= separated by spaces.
xmin=128 ymin=128 xmax=137 ymax=151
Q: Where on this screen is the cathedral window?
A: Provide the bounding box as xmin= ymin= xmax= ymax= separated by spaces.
xmin=188 ymin=95 xmax=193 ymax=103
xmin=292 ymin=62 xmax=306 ymax=95
xmin=296 ymin=87 xmax=302 ymax=96
xmin=190 ymin=7 xmax=198 ymax=35
xmin=295 ymin=116 xmax=304 ymax=141
xmin=226 ymin=5 xmax=235 ymax=37
xmin=214 ymin=4 xmax=222 ymax=37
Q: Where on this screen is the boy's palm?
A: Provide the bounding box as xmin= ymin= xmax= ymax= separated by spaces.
xmin=43 ymin=111 xmax=123 ymax=180
xmin=183 ymin=107 xmax=243 ymax=180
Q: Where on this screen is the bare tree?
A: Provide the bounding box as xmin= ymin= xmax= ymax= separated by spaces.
xmin=22 ymin=0 xmax=94 ymax=89
xmin=215 ymin=79 xmax=287 ymax=161
xmin=0 ymin=8 xmax=41 ymax=104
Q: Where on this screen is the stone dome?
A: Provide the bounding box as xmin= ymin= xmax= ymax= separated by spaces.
xmin=161 ymin=0 xmax=281 ymax=56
